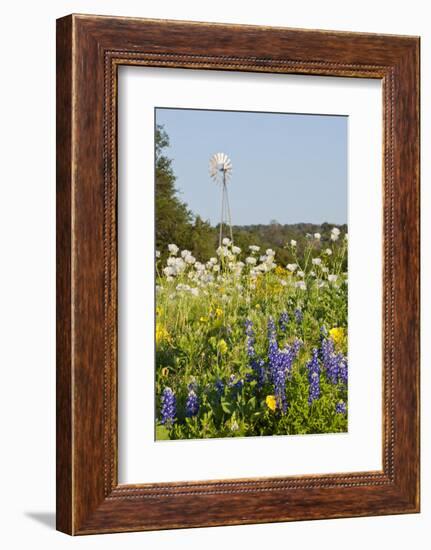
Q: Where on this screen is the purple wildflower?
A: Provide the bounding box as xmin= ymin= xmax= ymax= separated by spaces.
xmin=160 ymin=387 xmax=176 ymax=425
xmin=267 ymin=317 xmax=300 ymax=413
xmin=215 ymin=379 xmax=224 ymax=397
xmin=245 ymin=319 xmax=266 ymax=387
xmin=307 ymin=349 xmax=320 ymax=404
xmin=320 ymin=336 xmax=348 ymax=385
xmin=279 ymin=311 xmax=289 ymax=331
xmin=185 ymin=389 xmax=199 ymax=417
xmin=294 ymin=308 xmax=303 ymax=324
xmin=245 ymin=319 xmax=255 ymax=358
xmin=338 ymin=357 xmax=348 ymax=385
xmin=336 ymin=401 xmax=347 ymax=415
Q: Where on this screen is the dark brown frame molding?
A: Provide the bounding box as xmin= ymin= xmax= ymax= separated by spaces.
xmin=56 ymin=14 xmax=420 ymax=535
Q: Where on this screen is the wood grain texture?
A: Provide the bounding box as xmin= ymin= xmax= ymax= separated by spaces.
xmin=56 ymin=15 xmax=73 ymax=535
xmin=56 ymin=14 xmax=420 ymax=535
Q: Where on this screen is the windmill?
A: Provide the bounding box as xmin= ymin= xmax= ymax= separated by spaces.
xmin=209 ymin=152 xmax=233 ymax=247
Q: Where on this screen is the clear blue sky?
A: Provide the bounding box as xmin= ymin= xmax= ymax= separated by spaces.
xmin=156 ymin=108 xmax=347 ymax=226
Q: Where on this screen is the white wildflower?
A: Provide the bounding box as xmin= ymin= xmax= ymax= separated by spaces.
xmin=155 ymin=250 xmax=160 ymax=258
xmin=297 ymin=271 xmax=305 ymax=278
xmin=286 ymin=263 xmax=298 ymax=272
xmin=184 ymin=254 xmax=196 ymax=265
xmin=175 ymin=283 xmax=189 ymax=292
xmin=331 ymin=227 xmax=341 ymax=241
xmin=290 ymin=239 xmax=297 ymax=247
xmin=312 ymin=258 xmax=322 ymax=266
xmin=216 ymin=246 xmax=229 ymax=257
xmin=266 ymin=248 xmax=275 ymax=256
xmin=163 ymin=266 xmax=175 ymax=277
xmin=314 ymin=233 xmax=321 ymax=240
xmin=190 ymin=288 xmax=199 ymax=296
xmin=209 ymin=257 xmax=218 ymax=265
xmin=168 ymin=244 xmax=179 ymax=255
xmin=246 ymin=256 xmax=257 ymax=265
xmin=222 ymin=237 xmax=231 ymax=246
xmin=249 ymin=245 xmax=260 ymax=253
xmin=295 ymin=281 xmax=307 ymax=290
xmin=328 ymin=274 xmax=338 ymax=283
xmin=322 ymin=267 xmax=329 ymax=273
xmin=324 ymin=248 xmax=332 ymax=255
xmin=232 ymin=246 xmax=241 ymax=255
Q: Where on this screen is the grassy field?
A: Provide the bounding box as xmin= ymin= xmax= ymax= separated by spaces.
xmin=155 ymin=227 xmax=348 ymax=440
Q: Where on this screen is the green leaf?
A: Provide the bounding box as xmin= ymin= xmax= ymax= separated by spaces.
xmin=155 ymin=425 xmax=170 ymax=440
xmin=221 ymin=397 xmax=232 ymax=414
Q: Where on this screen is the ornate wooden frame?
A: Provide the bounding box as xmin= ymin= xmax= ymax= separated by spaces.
xmin=56 ymin=14 xmax=420 ymax=535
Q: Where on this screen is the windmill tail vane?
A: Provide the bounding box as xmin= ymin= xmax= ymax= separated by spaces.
xmin=209 ymin=152 xmax=234 ymax=247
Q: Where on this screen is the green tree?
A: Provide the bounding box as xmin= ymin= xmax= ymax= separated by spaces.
xmin=155 ymin=125 xmax=192 ymax=256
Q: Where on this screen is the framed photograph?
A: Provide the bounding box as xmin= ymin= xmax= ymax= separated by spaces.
xmin=56 ymin=14 xmax=420 ymax=534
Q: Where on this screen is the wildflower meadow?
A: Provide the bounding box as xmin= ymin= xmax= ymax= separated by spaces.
xmin=155 ymin=228 xmax=348 ymax=440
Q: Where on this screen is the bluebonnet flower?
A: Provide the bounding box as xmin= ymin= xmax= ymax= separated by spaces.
xmin=215 ymin=378 xmax=224 ymax=397
xmin=336 ymin=401 xmax=347 ymax=415
xmin=235 ymin=379 xmax=244 ymax=391
xmin=245 ymin=319 xmax=266 ymax=387
xmin=187 ymin=379 xmax=198 ymax=392
xmin=294 ymin=308 xmax=303 ymax=324
xmin=245 ymin=319 xmax=256 ymax=358
xmin=268 ymin=316 xmax=278 ymax=354
xmin=279 ymin=311 xmax=289 ymax=332
xmin=320 ymin=336 xmax=348 ymax=385
xmin=186 ymin=389 xmax=199 ymax=417
xmin=292 ymin=338 xmax=302 ymax=356
xmin=267 ymin=317 xmax=300 ymax=413
xmin=228 ymin=374 xmax=244 ymax=396
xmin=160 ymin=387 xmax=176 ymax=425
xmin=338 ymin=357 xmax=348 ymax=385
xmin=307 ymin=349 xmax=320 ymax=404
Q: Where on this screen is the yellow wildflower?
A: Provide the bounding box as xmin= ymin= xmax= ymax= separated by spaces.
xmin=215 ymin=307 xmax=223 ymax=317
xmin=161 ymin=367 xmax=169 ymax=377
xmin=199 ymin=316 xmax=208 ymax=323
xmin=266 ymin=395 xmax=277 ymax=412
xmin=329 ymin=327 xmax=345 ymax=347
xmin=255 ymin=303 xmax=261 ymax=309
xmin=156 ymin=323 xmax=170 ymax=345
xmin=217 ymin=339 xmax=228 ymax=354
xmin=275 ymin=265 xmax=287 ymax=276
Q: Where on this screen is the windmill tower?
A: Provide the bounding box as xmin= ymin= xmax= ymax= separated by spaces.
xmin=209 ymin=152 xmax=233 ymax=247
